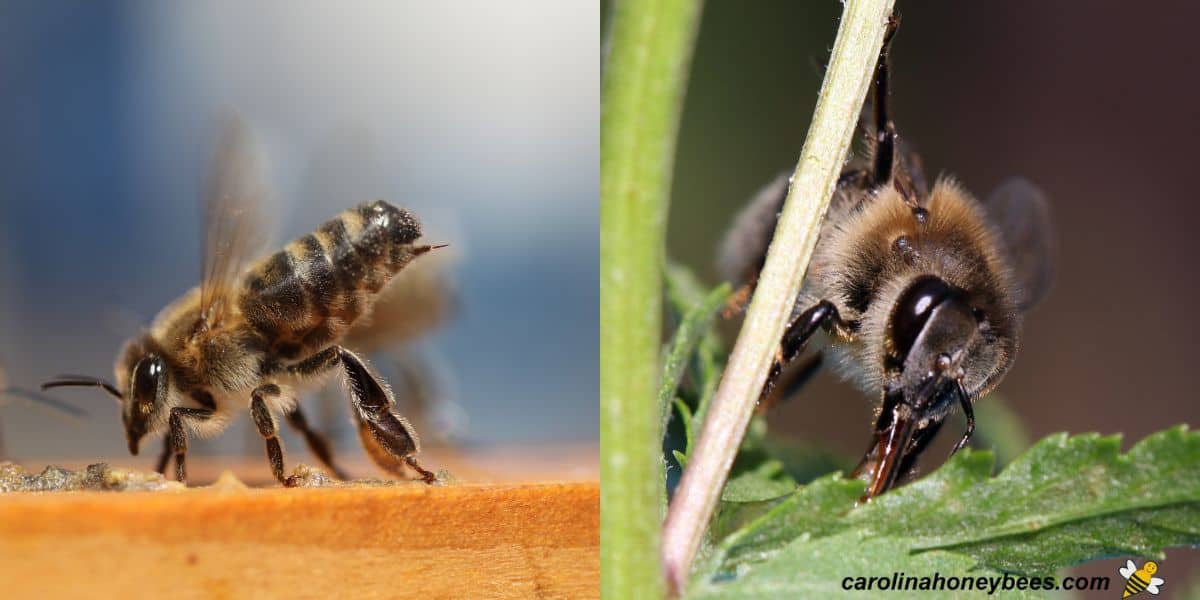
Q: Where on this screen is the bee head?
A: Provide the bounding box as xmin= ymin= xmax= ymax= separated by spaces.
xmin=120 ymin=352 xmax=170 ymax=456
xmin=888 ymin=274 xmax=1015 ymax=406
xmin=110 ymin=336 xmax=179 ymax=456
xmin=859 ymin=274 xmax=1018 ymax=498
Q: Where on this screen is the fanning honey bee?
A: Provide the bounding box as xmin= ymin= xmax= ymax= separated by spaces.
xmin=719 ymin=16 xmax=1054 ymax=499
xmin=42 ymin=119 xmax=443 ymax=485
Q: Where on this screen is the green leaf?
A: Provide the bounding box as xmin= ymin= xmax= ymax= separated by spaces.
xmin=694 ymin=532 xmax=1045 ymax=599
xmin=662 ymin=263 xmax=731 ymax=469
xmin=692 ymin=427 xmax=1200 ymax=598
xmin=721 ymin=459 xmax=796 ymax=503
xmin=674 ymin=397 xmax=695 ymax=467
xmin=660 ymin=265 xmax=731 ymax=441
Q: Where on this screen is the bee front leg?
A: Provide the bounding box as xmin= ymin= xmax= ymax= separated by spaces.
xmin=250 ymin=384 xmax=289 ymax=485
xmin=337 ymin=347 xmax=436 ymax=484
xmin=168 ymin=407 xmax=214 ymax=485
xmin=759 ymin=300 xmax=853 ymax=403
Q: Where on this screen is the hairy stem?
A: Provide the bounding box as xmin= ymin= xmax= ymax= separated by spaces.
xmin=660 ymin=0 xmax=896 ymax=594
xmin=600 ymin=0 xmax=704 ymax=598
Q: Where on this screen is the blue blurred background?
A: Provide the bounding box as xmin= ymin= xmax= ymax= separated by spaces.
xmin=0 ymin=2 xmax=597 ymax=458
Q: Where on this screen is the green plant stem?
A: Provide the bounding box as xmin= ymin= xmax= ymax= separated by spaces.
xmin=601 ymin=1 xmax=704 ymax=599
xmin=659 ymin=0 xmax=895 ymax=595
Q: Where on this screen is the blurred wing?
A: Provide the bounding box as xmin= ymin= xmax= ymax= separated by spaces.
xmin=984 ymin=177 xmax=1056 ymax=311
xmin=200 ymin=116 xmax=270 ymax=328
xmin=1120 ymin=560 xmax=1136 ymax=578
xmin=1147 ymin=578 xmax=1164 ymax=594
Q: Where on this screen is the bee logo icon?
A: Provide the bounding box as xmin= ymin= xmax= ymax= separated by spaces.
xmin=1119 ymin=560 xmax=1164 ymax=598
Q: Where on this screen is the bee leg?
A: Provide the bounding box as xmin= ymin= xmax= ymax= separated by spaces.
xmin=337 ymin=346 xmax=436 ymax=484
xmin=250 ymin=384 xmax=288 ymax=485
xmin=284 ymin=404 xmax=350 ymax=480
xmin=869 ymin=13 xmax=900 ymax=188
xmin=757 ymin=353 xmax=822 ymax=414
xmin=759 ymin=300 xmax=852 ymax=403
xmin=167 ymin=407 xmax=213 ymax=485
xmin=285 ymin=346 xmax=340 ymax=377
xmin=154 ymin=437 xmax=172 ymax=476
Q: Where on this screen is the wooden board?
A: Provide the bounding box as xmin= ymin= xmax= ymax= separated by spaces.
xmin=0 ymin=480 xmax=598 ymax=599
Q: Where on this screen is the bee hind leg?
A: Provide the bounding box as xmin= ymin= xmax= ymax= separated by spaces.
xmin=167 ymin=407 xmax=213 ymax=485
xmin=250 ymin=384 xmax=289 ymax=485
xmin=338 ymin=347 xmax=436 ymax=484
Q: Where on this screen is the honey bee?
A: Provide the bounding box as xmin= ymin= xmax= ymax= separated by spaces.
xmin=42 ymin=119 xmax=444 ymax=485
xmin=719 ymin=16 xmax=1054 ymax=499
xmin=1120 ymin=560 xmax=1164 ymax=597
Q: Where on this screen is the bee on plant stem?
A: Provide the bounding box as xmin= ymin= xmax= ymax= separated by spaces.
xmin=42 ymin=118 xmax=445 ymax=486
xmin=719 ymin=15 xmax=1054 ymax=500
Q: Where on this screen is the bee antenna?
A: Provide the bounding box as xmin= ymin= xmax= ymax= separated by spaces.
xmin=0 ymin=387 xmax=88 ymax=419
xmin=41 ymin=375 xmax=124 ymax=403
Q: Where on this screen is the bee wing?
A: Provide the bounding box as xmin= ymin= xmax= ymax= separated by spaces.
xmin=983 ymin=177 xmax=1056 ymax=312
xmin=199 ymin=115 xmax=271 ymax=329
xmin=717 ymin=172 xmax=790 ymax=287
xmin=1120 ymin=560 xmax=1137 ymax=578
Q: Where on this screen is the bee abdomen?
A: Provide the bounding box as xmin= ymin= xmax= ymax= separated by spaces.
xmin=241 ymin=201 xmax=426 ymax=360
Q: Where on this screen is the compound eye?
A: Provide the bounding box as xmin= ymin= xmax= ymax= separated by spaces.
xmin=131 ymin=355 xmax=166 ymax=410
xmin=890 ymin=276 xmax=954 ymax=362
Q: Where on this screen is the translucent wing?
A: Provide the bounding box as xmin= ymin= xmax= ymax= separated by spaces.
xmin=717 ymin=172 xmax=789 ymax=287
xmin=199 ymin=116 xmax=269 ymax=329
xmin=1119 ymin=560 xmax=1136 ymax=578
xmin=984 ymin=177 xmax=1056 ymax=311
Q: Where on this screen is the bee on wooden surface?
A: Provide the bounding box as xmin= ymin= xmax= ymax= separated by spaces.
xmin=719 ymin=16 xmax=1054 ymax=500
xmin=42 ymin=119 xmax=444 ymax=485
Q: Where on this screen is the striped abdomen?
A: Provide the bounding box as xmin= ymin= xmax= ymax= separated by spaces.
xmin=240 ymin=200 xmax=429 ymax=362
xmin=1123 ymin=574 xmax=1148 ymax=598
